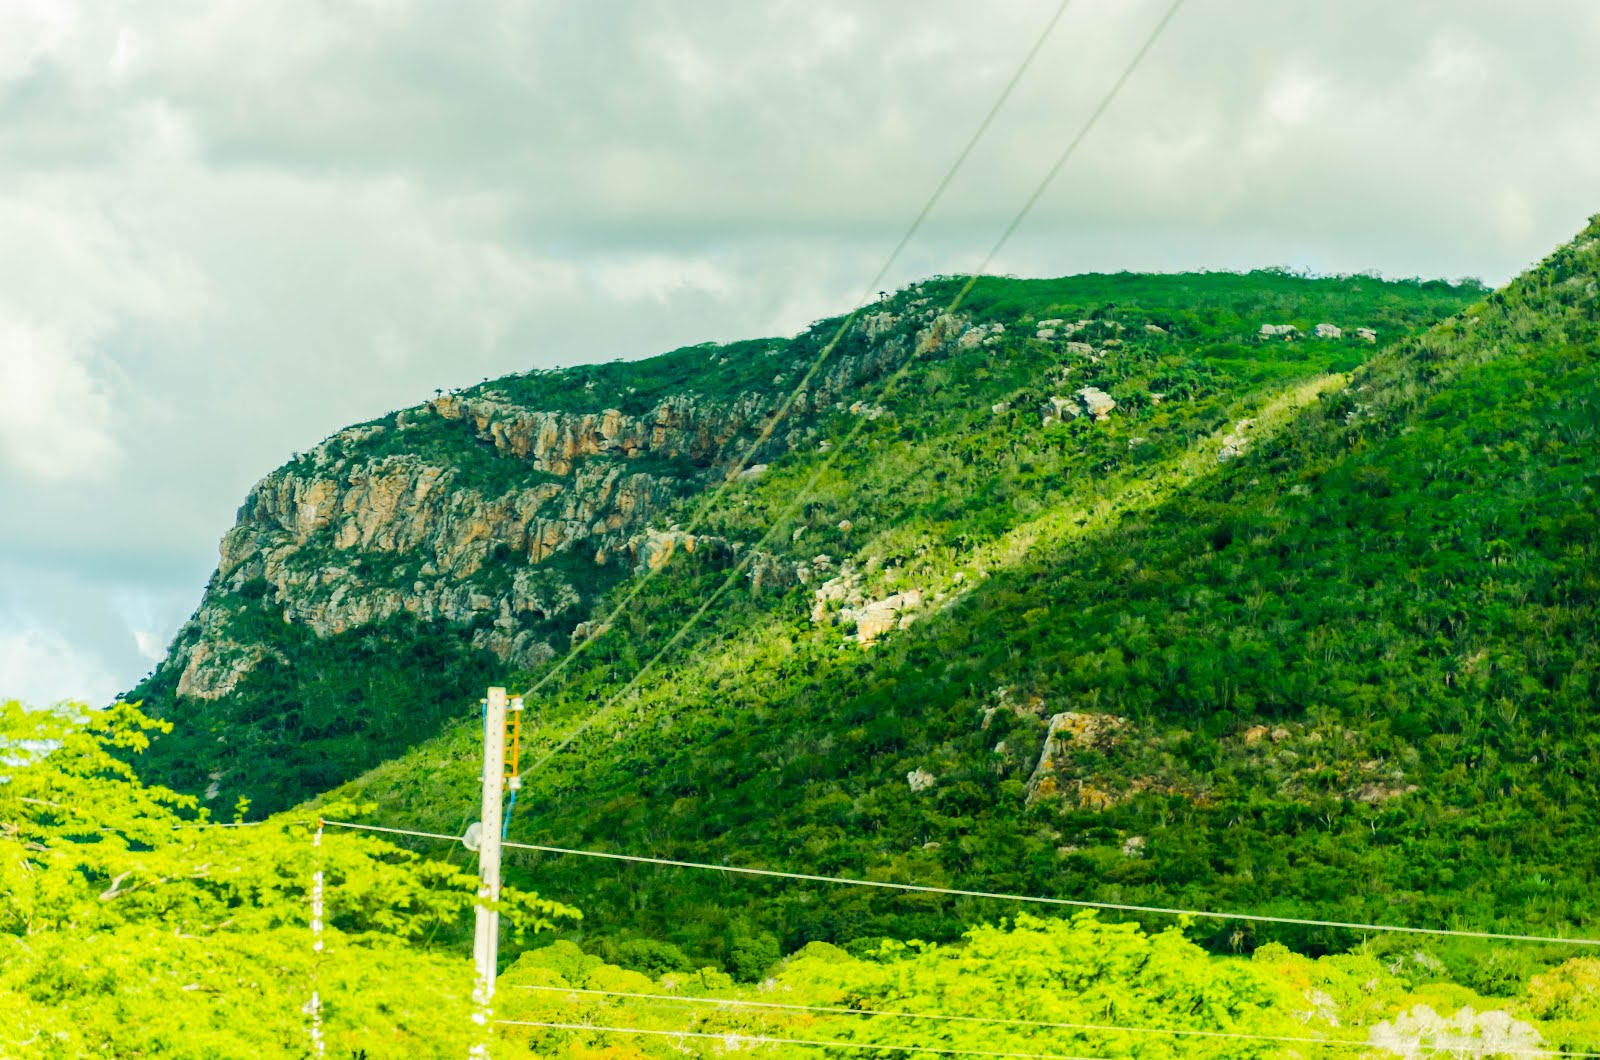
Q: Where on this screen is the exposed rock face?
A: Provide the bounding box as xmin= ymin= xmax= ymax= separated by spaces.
xmin=154 ymin=305 xmax=972 ymax=698
xmin=1075 ymin=387 xmax=1117 ymax=421
xmin=1041 ymin=395 xmax=1080 ymax=426
xmin=1218 ymin=419 xmax=1254 ymax=462
xmin=1314 ymin=323 xmax=1342 ymax=338
xmin=175 ymin=639 xmax=283 ymax=700
xmin=845 ymin=590 xmax=924 ymax=645
xmin=1259 ymin=323 xmax=1300 ymax=339
xmin=1026 ymin=711 xmax=1131 ymax=804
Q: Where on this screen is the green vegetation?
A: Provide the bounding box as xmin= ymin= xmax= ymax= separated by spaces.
xmin=321 ymin=224 xmax=1597 ymax=975
xmin=10 ymin=701 xmax=1600 ymax=1058
xmin=103 ymin=220 xmax=1600 ymax=1057
xmin=129 ymin=266 xmax=1480 ymax=820
xmin=0 ymin=700 xmax=573 ymax=1058
xmin=134 ymin=611 xmax=506 ymax=815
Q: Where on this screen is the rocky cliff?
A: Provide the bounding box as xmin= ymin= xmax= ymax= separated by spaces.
xmin=153 ymin=301 xmax=978 ymax=704
xmin=129 ymin=267 xmax=1481 ymax=817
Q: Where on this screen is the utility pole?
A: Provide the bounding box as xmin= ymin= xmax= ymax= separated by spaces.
xmin=470 ymin=686 xmax=507 ymax=1058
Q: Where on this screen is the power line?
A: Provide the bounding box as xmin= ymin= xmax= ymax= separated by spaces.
xmin=513 ymin=984 xmax=1600 ymax=1060
xmin=520 ymin=0 xmax=1188 ymax=781
xmin=514 ymin=0 xmax=1077 ymax=705
xmin=317 ymin=820 xmax=1600 ymax=947
xmin=493 ymin=1019 xmax=1109 ymax=1060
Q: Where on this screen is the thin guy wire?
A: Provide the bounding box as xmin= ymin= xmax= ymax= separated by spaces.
xmin=493 ymin=1019 xmax=1108 ymax=1060
xmin=514 ymin=0 xmax=1077 ymax=704
xmin=519 ymin=0 xmax=1188 ymax=780
xmin=318 ymin=820 xmax=1600 ymax=948
xmin=512 ymin=984 xmax=1600 ymax=1060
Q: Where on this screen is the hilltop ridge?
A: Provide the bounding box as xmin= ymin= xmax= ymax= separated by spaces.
xmin=129 ymin=267 xmax=1473 ymax=818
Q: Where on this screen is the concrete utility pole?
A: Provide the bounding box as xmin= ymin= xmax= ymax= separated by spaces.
xmin=470 ymin=686 xmax=507 ymax=1058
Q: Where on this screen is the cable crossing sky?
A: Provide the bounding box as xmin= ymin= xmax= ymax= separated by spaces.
xmin=511 ymin=0 xmax=1079 ymax=713
xmin=518 ymin=0 xmax=1190 ymax=785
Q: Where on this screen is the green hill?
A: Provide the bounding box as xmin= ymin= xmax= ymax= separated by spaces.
xmin=126 ymin=222 xmax=1600 ymax=982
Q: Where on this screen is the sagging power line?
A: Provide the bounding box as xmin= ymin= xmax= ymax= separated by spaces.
xmin=519 ymin=0 xmax=1190 ymax=784
xmin=514 ymin=0 xmax=1080 ymax=709
xmin=493 ymin=1019 xmax=1111 ymax=1060
xmin=318 ymin=818 xmax=1600 ymax=948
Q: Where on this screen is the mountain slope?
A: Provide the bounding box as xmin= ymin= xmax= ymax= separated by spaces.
xmin=131 ymin=269 xmax=1473 ymax=815
xmin=310 ymin=219 xmax=1600 ymax=979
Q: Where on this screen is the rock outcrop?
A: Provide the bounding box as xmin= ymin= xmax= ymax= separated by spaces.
xmin=154 ymin=303 xmax=977 ymax=698
xmin=1026 ymin=711 xmax=1131 ymax=805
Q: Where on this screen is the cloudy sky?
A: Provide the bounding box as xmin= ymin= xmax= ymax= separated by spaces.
xmin=3 ymin=0 xmax=1598 ymax=707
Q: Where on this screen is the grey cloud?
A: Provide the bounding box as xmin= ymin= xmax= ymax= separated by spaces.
xmin=1 ymin=0 xmax=1597 ymax=703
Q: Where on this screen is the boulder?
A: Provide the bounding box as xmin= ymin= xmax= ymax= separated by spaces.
xmin=1218 ymin=419 xmax=1253 ymax=462
xmin=1075 ymin=386 xmax=1117 ymax=421
xmin=844 ymin=589 xmax=924 ymax=645
xmin=1041 ymin=395 xmax=1081 ymax=426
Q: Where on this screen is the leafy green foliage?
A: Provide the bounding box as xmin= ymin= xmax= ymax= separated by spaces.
xmin=133 ymin=611 xmax=506 ymax=816
xmin=1 ymin=700 xmax=575 ymax=1058
xmin=129 ymin=266 xmax=1475 ymax=821
xmin=318 ymin=221 xmax=1600 ymax=976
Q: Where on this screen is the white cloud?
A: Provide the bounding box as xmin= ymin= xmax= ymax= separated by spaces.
xmin=590 ymin=254 xmax=737 ymax=303
xmin=131 ymin=631 xmax=166 ymax=662
xmin=0 ymin=626 xmax=118 ymax=708
xmin=0 ymin=315 xmax=120 ymax=481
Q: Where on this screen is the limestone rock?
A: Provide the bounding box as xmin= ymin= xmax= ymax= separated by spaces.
xmin=844 ymin=589 xmax=924 ymax=645
xmin=154 ymin=304 xmax=990 ymax=699
xmin=1218 ymin=419 xmax=1254 ymax=462
xmin=1025 ymin=711 xmax=1130 ymax=804
xmin=1075 ymin=387 xmax=1116 ymax=421
xmin=1314 ymin=323 xmax=1342 ymax=339
xmin=1041 ymin=395 xmax=1081 ymax=426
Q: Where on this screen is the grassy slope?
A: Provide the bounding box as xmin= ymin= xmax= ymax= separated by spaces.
xmin=288 ymin=256 xmax=1580 ymax=974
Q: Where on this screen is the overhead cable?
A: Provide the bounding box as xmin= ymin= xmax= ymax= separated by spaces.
xmin=317 ymin=820 xmax=1600 ymax=947
xmin=493 ymin=1019 xmax=1108 ymax=1060
xmin=521 ymin=0 xmax=1189 ymax=780
xmin=514 ymin=0 xmax=1079 ymax=705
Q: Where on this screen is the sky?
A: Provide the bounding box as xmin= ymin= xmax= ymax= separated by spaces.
xmin=2 ymin=0 xmax=1598 ymax=708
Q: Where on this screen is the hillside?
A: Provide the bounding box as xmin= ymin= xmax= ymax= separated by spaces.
xmin=129 ymin=267 xmax=1473 ymax=815
xmin=123 ymin=226 xmax=1600 ymax=984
